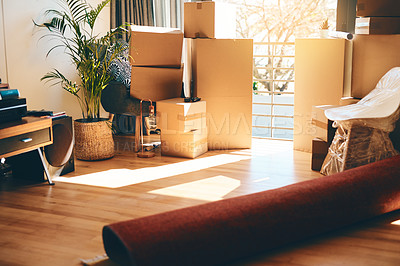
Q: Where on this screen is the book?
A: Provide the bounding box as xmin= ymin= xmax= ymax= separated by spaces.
xmin=26 ymin=109 xmax=67 ymax=120
xmin=50 ymin=111 xmax=67 ymax=120
xmin=0 ymin=83 xmax=9 ymax=89
xmin=0 ymin=89 xmax=20 ymax=100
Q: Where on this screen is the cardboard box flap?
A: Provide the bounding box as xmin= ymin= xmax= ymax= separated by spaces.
xmin=130 ymin=25 xmax=182 ymax=34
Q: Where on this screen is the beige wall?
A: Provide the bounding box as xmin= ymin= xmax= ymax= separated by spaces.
xmin=0 ymin=0 xmax=7 ymax=83
xmin=0 ymin=0 xmax=110 ymax=119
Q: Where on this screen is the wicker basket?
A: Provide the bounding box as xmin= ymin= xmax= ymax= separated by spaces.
xmin=74 ymin=118 xmax=114 ymax=161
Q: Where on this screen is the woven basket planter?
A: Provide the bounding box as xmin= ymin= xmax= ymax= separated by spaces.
xmin=74 ymin=118 xmax=114 ymax=161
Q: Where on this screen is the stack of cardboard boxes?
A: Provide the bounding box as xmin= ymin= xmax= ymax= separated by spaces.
xmin=355 ymin=0 xmax=400 ymax=35
xmin=129 ymin=26 xmax=184 ymax=101
xmin=307 ymin=0 xmax=400 ymax=171
xmin=157 ymin=98 xmax=207 ymax=158
xmin=352 ymin=0 xmax=400 ymax=99
xmin=184 ymin=1 xmax=254 ymax=150
xmin=129 ymin=1 xmax=254 ymax=158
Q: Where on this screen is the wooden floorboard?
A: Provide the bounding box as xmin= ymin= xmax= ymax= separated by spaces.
xmin=0 ymin=136 xmax=399 ymax=265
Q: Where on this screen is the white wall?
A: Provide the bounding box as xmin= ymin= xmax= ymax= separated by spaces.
xmin=0 ymin=0 xmax=110 ymax=119
xmin=0 ymin=0 xmax=7 ymax=83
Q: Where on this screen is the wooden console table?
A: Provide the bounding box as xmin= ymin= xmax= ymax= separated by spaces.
xmin=0 ymin=117 xmax=54 ymax=185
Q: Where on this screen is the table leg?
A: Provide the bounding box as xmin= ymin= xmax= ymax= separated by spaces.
xmin=37 ymin=148 xmax=54 ymax=185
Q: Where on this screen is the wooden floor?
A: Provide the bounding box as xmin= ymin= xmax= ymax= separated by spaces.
xmin=0 ymin=136 xmax=399 ymax=266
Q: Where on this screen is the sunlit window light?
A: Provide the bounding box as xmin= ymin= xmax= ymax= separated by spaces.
xmin=53 ymin=154 xmax=251 ymax=188
xmin=149 ymin=175 xmax=241 ymax=201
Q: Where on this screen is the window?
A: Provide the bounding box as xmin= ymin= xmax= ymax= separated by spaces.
xmin=215 ymin=0 xmax=338 ymax=140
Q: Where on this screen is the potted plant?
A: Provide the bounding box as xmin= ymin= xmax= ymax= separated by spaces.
xmin=35 ymin=0 xmax=128 ymax=160
xmin=319 ymin=18 xmax=329 ymax=38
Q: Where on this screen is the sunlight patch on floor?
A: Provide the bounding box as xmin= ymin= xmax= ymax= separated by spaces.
xmin=53 ymin=154 xmax=251 ymax=188
xmin=252 ymin=177 xmax=271 ymax=183
xmin=231 ymin=138 xmax=293 ymax=156
xmin=391 ymin=219 xmax=400 ymax=226
xmin=149 ymin=175 xmax=241 ymax=201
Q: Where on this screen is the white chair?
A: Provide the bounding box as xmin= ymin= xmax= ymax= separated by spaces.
xmin=321 ymin=67 xmax=400 ymax=175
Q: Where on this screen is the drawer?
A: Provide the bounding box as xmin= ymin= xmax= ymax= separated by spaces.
xmin=0 ymin=128 xmax=51 ymax=156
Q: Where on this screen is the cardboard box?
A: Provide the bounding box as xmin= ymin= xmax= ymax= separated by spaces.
xmin=355 ymin=17 xmax=400 ymax=35
xmin=129 ymin=25 xmax=183 ymax=67
xmin=157 ymin=98 xmax=207 ymax=133
xmin=311 ymin=138 xmax=329 ymax=171
xmin=190 ymin=38 xmax=253 ymax=149
xmin=352 ymin=35 xmax=400 ymax=98
xmin=184 ymin=1 xmax=236 ymax=38
xmin=130 ymin=66 xmax=183 ymax=101
xmin=161 ymin=129 xmax=208 ymax=158
xmin=192 ymin=38 xmax=253 ymax=98
xmin=294 ymin=39 xmax=350 ymax=152
xmin=356 ymin=0 xmax=400 ymax=17
xmin=205 ymin=96 xmax=252 ymax=150
xmin=311 ymin=105 xmax=339 ymax=144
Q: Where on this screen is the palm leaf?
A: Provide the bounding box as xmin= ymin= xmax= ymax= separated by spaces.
xmin=66 ymin=0 xmax=88 ymax=23
xmin=86 ymin=0 xmax=111 ymax=29
xmin=36 ymin=0 xmax=128 ymax=119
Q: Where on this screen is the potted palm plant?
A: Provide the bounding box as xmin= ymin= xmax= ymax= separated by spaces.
xmin=35 ymin=0 xmax=128 ymax=160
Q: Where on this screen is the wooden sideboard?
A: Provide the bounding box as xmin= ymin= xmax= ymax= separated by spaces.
xmin=0 ymin=117 xmax=54 ymax=184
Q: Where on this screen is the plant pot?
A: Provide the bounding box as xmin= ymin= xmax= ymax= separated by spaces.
xmin=74 ymin=118 xmax=114 ymax=161
xmin=319 ymin=29 xmax=329 ymax=38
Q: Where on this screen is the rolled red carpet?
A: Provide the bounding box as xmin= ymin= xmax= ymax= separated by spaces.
xmin=103 ymin=155 xmax=400 ymax=266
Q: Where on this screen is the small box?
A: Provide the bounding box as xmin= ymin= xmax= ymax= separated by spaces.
xmin=184 ymin=1 xmax=236 ymax=38
xmin=311 ymin=105 xmax=338 ymax=145
xmin=130 ymin=66 xmax=183 ymax=101
xmin=157 ymin=98 xmax=207 ymax=133
xmin=355 ymin=17 xmax=400 ymax=35
xmin=129 ymin=25 xmax=183 ymax=67
xmin=312 ymin=138 xmax=329 ymax=171
xmin=161 ymin=129 xmax=208 ymax=158
xmin=356 ymin=0 xmax=400 ymax=17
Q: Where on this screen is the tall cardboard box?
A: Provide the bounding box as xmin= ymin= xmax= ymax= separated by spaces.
xmin=130 ymin=66 xmax=183 ymax=101
xmin=352 ymin=35 xmax=400 ymax=99
xmin=129 ymin=25 xmax=183 ymax=67
xmin=355 ymin=17 xmax=400 ymax=35
xmin=206 ymin=96 xmax=252 ymax=150
xmin=191 ymin=39 xmax=253 ymax=149
xmin=184 ymin=1 xmax=236 ymax=39
xmin=294 ymin=39 xmax=351 ymax=152
xmin=356 ymin=0 xmax=400 ymax=17
xmin=157 ymin=98 xmax=207 ymax=134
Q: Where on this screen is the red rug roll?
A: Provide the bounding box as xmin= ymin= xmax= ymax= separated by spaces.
xmin=103 ymin=155 xmax=400 ymax=266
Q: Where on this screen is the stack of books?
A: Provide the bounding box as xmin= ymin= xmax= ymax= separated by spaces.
xmin=27 ymin=110 xmax=67 ymax=120
xmin=0 ymin=83 xmax=27 ymax=124
xmin=0 ymin=83 xmax=20 ymax=100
